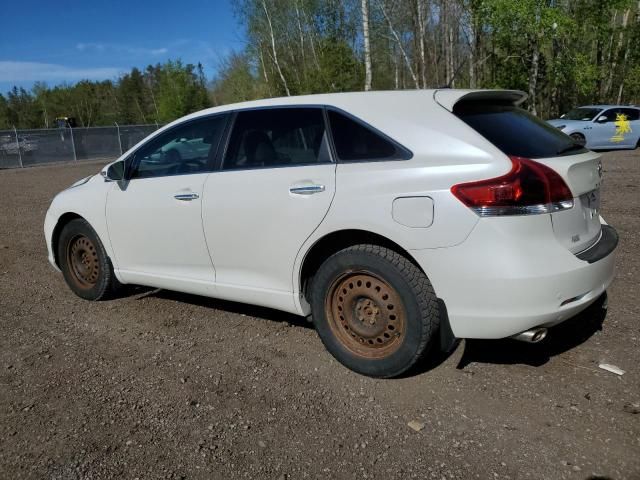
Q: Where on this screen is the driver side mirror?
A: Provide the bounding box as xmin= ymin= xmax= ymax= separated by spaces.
xmin=596 ymin=115 xmax=608 ymax=123
xmin=101 ymin=160 xmax=125 ymax=182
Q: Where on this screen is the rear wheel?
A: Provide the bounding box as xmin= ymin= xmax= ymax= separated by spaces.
xmin=57 ymin=218 xmax=121 ymax=300
xmin=570 ymin=133 xmax=586 ymax=146
xmin=310 ymin=245 xmax=439 ymax=378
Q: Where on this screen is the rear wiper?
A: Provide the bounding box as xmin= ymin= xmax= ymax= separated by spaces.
xmin=556 ymin=142 xmax=584 ymax=155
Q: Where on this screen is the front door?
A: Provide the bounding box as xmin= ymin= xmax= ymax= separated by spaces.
xmin=590 ymin=108 xmax=622 ymax=148
xmin=201 ymin=107 xmax=336 ymax=311
xmin=106 ymin=114 xmax=228 ymax=294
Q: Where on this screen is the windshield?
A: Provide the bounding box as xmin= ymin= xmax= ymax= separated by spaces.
xmin=561 ymin=108 xmax=602 ymax=121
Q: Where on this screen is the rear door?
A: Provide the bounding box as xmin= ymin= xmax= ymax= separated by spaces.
xmin=453 ymin=100 xmax=603 ymax=254
xmin=619 ymin=108 xmax=640 ymax=148
xmin=201 ymin=107 xmax=336 ymax=304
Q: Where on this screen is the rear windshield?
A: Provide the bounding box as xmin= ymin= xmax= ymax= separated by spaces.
xmin=454 ymin=102 xmax=587 ymax=158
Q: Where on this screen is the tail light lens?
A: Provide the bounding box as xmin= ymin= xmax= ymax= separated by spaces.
xmin=451 ymin=156 xmax=574 ymax=216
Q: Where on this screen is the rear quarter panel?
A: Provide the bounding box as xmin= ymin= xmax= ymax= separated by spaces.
xmin=293 ymin=93 xmax=513 ymax=301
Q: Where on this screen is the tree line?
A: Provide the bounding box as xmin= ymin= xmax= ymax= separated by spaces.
xmin=3 ymin=0 xmax=640 ymax=129
xmin=0 ymin=61 xmax=209 ymax=129
xmin=216 ymin=0 xmax=640 ymax=117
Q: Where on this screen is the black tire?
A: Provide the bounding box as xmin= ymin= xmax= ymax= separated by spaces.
xmin=57 ymin=218 xmax=121 ymax=301
xmin=570 ymin=133 xmax=586 ymax=146
xmin=310 ymin=244 xmax=439 ymax=378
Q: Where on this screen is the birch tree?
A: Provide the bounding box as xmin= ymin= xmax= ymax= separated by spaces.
xmin=362 ymin=0 xmax=373 ymax=90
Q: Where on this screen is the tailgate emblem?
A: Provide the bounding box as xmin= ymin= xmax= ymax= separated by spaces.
xmin=572 ymin=234 xmax=581 ymax=243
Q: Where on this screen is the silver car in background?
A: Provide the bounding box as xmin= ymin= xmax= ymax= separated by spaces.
xmin=548 ymin=105 xmax=640 ymax=150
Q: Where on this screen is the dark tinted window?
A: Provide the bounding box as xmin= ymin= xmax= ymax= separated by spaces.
xmin=130 ymin=115 xmax=227 ymax=179
xmin=598 ymin=109 xmax=618 ymax=122
xmin=223 ymin=108 xmax=330 ymax=170
xmin=621 ymin=108 xmax=640 ymax=121
xmin=328 ymin=110 xmax=406 ymax=161
xmin=562 ymin=107 xmax=602 ymax=121
xmin=454 ymin=102 xmax=587 ymax=158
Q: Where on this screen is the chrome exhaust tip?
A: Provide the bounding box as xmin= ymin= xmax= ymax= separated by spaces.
xmin=511 ymin=327 xmax=548 ymax=343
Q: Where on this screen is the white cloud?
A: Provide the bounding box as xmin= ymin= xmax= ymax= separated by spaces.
xmin=76 ymin=42 xmax=106 ymax=52
xmin=0 ymin=61 xmax=122 ymax=83
xmin=76 ymin=42 xmax=168 ymax=56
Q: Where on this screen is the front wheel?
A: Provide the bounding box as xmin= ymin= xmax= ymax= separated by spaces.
xmin=570 ymin=133 xmax=586 ymax=146
xmin=310 ymin=245 xmax=440 ymax=378
xmin=57 ymin=218 xmax=121 ymax=300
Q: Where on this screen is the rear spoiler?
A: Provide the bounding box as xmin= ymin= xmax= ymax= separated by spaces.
xmin=434 ymin=89 xmax=528 ymax=112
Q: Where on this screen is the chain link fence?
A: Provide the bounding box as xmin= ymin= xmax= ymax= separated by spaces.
xmin=0 ymin=124 xmax=161 ymax=169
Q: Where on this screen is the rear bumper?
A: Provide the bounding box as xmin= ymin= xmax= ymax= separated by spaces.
xmin=410 ymin=215 xmax=617 ymax=339
xmin=576 ymin=225 xmax=618 ymax=263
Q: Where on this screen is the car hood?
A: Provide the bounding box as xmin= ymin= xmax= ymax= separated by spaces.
xmin=547 ymin=119 xmax=591 ymax=129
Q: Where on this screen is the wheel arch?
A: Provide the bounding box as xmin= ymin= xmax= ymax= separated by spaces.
xmin=298 ymin=229 xmax=424 ymax=301
xmin=297 ymin=228 xmax=457 ymax=353
xmin=50 ymin=212 xmax=86 ymax=268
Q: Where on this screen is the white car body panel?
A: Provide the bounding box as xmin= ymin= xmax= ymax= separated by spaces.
xmin=201 ymin=163 xmax=336 ymax=313
xmin=410 ymin=214 xmax=615 ymax=338
xmin=105 ymin=173 xmax=216 ymax=297
xmin=44 ymin=175 xmax=116 ymax=275
xmin=45 ymin=89 xmax=617 ymax=340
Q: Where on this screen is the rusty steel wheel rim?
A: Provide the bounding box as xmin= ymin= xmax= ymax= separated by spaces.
xmin=325 ymin=270 xmax=406 ymax=359
xmin=67 ymin=234 xmax=99 ymax=289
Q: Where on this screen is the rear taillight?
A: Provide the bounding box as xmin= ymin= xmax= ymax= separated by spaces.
xmin=451 ymin=156 xmax=574 ymax=216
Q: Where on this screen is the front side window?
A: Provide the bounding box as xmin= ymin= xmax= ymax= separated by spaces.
xmin=620 ymin=108 xmax=640 ymax=121
xmin=561 ymin=108 xmax=602 ymax=121
xmin=598 ymin=109 xmax=619 ymax=123
xmin=130 ymin=115 xmax=227 ymax=179
xmin=328 ymin=110 xmax=408 ymax=161
xmin=223 ymin=108 xmax=330 ymax=170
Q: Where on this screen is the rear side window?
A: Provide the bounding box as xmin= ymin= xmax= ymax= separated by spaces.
xmin=328 ymin=110 xmax=410 ymax=161
xmin=454 ymin=102 xmax=587 ymax=158
xmin=223 ymin=108 xmax=330 ymax=170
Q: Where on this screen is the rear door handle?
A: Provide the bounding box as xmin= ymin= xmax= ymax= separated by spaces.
xmin=174 ymin=193 xmax=199 ymax=201
xmin=289 ymin=184 xmax=325 ymax=195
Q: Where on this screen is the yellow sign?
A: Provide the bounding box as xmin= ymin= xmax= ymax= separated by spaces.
xmin=611 ymin=113 xmax=632 ymax=143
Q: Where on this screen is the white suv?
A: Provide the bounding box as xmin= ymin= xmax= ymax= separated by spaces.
xmin=44 ymin=90 xmax=618 ymax=378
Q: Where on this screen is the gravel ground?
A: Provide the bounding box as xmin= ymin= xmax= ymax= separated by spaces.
xmin=0 ymin=150 xmax=638 ymax=480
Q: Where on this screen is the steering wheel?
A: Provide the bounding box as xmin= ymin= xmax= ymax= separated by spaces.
xmin=164 ymin=149 xmax=182 ymax=164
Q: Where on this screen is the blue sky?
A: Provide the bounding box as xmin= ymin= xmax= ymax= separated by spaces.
xmin=0 ymin=0 xmax=244 ymax=94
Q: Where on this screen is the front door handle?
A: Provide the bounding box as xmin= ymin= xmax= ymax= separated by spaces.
xmin=289 ymin=184 xmax=325 ymax=195
xmin=174 ymin=193 xmax=199 ymax=201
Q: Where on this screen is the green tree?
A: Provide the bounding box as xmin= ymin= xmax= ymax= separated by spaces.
xmin=155 ymin=60 xmax=210 ymax=122
xmin=118 ymin=67 xmax=150 ymax=124
xmin=0 ymin=94 xmax=11 ymax=129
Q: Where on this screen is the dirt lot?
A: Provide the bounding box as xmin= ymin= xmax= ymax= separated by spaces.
xmin=0 ymin=151 xmax=638 ymax=480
